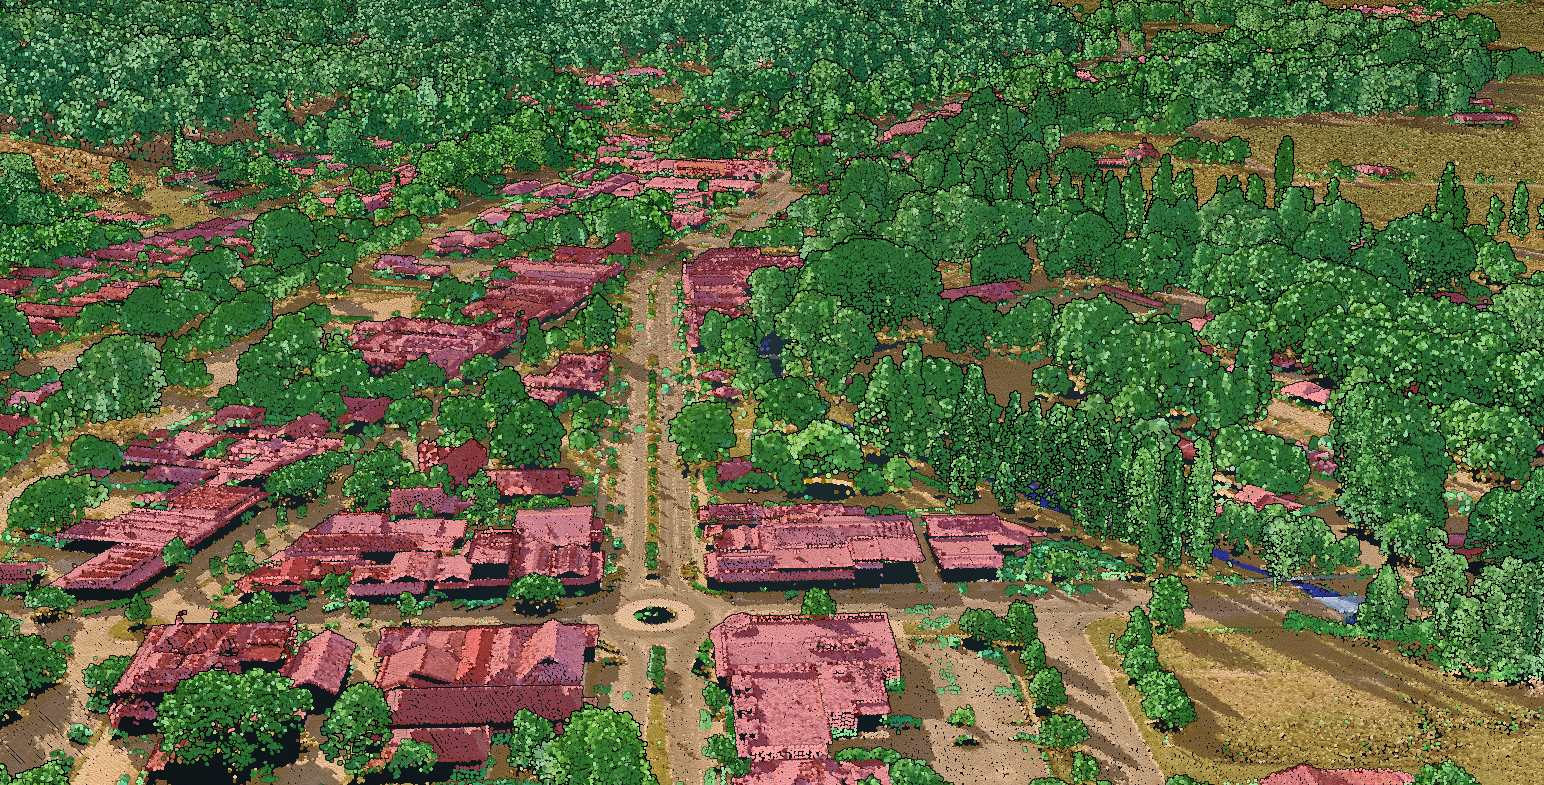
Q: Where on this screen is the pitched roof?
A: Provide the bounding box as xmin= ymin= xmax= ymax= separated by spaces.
xmin=386 ymin=725 xmax=493 ymax=764
xmin=279 ymin=630 xmax=357 ymax=695
xmin=524 ymin=352 xmax=610 ymax=393
xmin=0 ymin=562 xmax=44 ymax=585
xmin=485 ymin=468 xmax=583 ymax=496
xmin=923 ymin=514 xmax=1045 ymax=570
xmin=115 ymin=621 xmax=296 ymax=695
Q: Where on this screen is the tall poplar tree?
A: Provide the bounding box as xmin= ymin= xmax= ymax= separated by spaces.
xmin=1510 ymin=182 xmax=1531 ymax=237
xmin=1185 ymin=437 xmax=1219 ymax=571
xmin=1272 ymin=135 xmax=1295 ymax=206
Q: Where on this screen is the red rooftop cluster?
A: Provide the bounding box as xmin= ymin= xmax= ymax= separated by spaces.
xmin=683 ymin=248 xmax=804 ymax=350
xmin=699 ymin=504 xmax=923 ymax=585
xmin=369 ymin=621 xmax=597 ymax=765
xmin=523 ymin=352 xmax=611 ymax=406
xmin=348 ymin=316 xmax=523 ymax=378
xmin=108 ymin=615 xmax=356 ymax=732
xmin=922 ymin=514 xmax=1046 ymax=573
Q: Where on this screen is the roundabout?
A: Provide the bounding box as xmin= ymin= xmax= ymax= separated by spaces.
xmin=614 ymin=598 xmax=697 ymax=632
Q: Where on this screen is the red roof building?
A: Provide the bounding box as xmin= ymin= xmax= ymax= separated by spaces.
xmin=939 ymin=281 xmax=1023 ymax=304
xmin=417 ymin=439 xmax=489 ymax=485
xmin=279 ymin=629 xmax=358 ymax=696
xmin=380 ymin=725 xmax=494 ymax=766
xmin=107 ymin=616 xmax=341 ymax=728
xmin=701 ymin=505 xmax=923 ymax=585
xmin=375 ymin=255 xmax=450 ymax=279
xmin=922 ymin=514 xmax=1046 ymax=572
xmin=466 ymin=507 xmax=605 ymax=586
xmin=390 ymin=487 xmax=474 ymax=517
xmin=349 ymin=317 xmax=522 ymax=378
xmin=710 ymin=613 xmax=900 ymax=760
xmin=485 ymin=468 xmax=584 ymax=496
xmin=0 ymin=414 xmax=38 ymax=435
xmin=683 ymin=248 xmax=804 ymax=349
xmin=57 ymin=487 xmax=268 ymax=592
xmin=524 ymin=352 xmax=610 ymax=394
xmin=738 ymin=759 xmax=892 ymax=785
xmin=341 ymin=396 xmax=391 ymax=425
xmin=1260 ymin=765 xmax=1414 ymax=785
xmin=1231 ymin=485 xmax=1303 ymax=512
xmin=0 ymin=562 xmax=44 ymax=586
xmin=373 ymin=621 xmax=598 ymax=750
xmin=877 ymin=102 xmax=963 ymax=143
xmin=464 ymin=260 xmax=622 ymax=324
xmin=1279 ymin=380 xmax=1332 ymax=406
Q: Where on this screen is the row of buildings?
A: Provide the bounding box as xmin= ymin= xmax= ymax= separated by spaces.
xmin=699 ymin=503 xmax=1046 ymax=586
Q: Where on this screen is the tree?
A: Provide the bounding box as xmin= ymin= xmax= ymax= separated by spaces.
xmin=1411 ymin=761 xmax=1479 ymax=785
xmin=396 ymin=592 xmax=424 ymax=624
xmin=1070 ymin=751 xmax=1101 ymax=784
xmin=1021 ymin=638 xmax=1048 ymax=674
xmin=1121 ymin=644 xmax=1162 ymax=683
xmin=753 ymin=377 xmax=829 ymax=431
xmin=668 ymin=400 xmax=736 ymax=466
xmin=265 ymin=450 xmax=350 ymax=503
xmin=946 ymin=704 xmax=976 ymax=726
xmin=211 ymin=591 xmax=289 ymax=623
xmin=1510 ymin=183 xmax=1531 ymax=237
xmin=490 ymin=398 xmax=565 ymax=467
xmin=22 ymin=586 xmax=75 ymax=622
xmin=507 ymin=709 xmax=557 ymax=772
xmin=68 ymin=435 xmax=121 ymax=473
xmin=1148 ymin=575 xmax=1191 ymax=634
xmin=155 ymin=669 xmax=312 ymax=778
xmin=800 ymin=237 xmax=941 ymax=326
xmin=535 ymin=705 xmax=657 ymax=785
xmin=385 ymin=739 xmax=438 ymax=779
xmin=1006 ymin=599 xmax=1039 ymax=645
xmin=801 ymin=588 xmax=836 ymax=617
xmin=1355 ymin=565 xmax=1406 ymax=637
xmin=82 ymin=655 xmax=133 ymax=714
xmin=958 ymin=608 xmax=1012 ymax=644
xmin=1036 ymin=713 xmax=1090 ymax=750
xmin=343 ymin=444 xmax=412 ymax=511
xmin=1029 ymin=666 xmax=1068 ymax=710
xmin=1137 ymin=670 xmax=1196 ymax=730
xmin=252 ymin=207 xmax=318 ymax=257
xmin=319 ymin=684 xmax=392 ymax=777
xmin=7 ymin=475 xmax=108 ymax=536
xmin=1487 ymin=194 xmax=1506 ymax=236
xmin=0 ymin=294 xmax=36 ymax=373
xmin=60 ymin=335 xmax=166 ymax=423
xmin=0 ymin=633 xmax=68 ymax=715
xmin=1114 ymin=607 xmax=1153 ymax=655
xmin=1272 ymin=136 xmax=1295 ymax=206
xmin=508 ymin=574 xmax=565 ymax=614
xmin=703 ymin=734 xmax=751 ymax=778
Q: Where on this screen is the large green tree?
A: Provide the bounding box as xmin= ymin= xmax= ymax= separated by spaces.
xmin=668 ymin=400 xmax=736 ymax=466
xmin=535 ymin=705 xmax=657 ymax=785
xmin=799 ymin=237 xmax=941 ymax=326
xmin=155 ymin=669 xmax=313 ymax=778
xmin=319 ymin=684 xmax=392 ymax=777
xmin=60 ymin=335 xmax=167 ymax=423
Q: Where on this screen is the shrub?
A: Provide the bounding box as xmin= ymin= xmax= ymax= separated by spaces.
xmin=1036 ymin=713 xmax=1090 ymax=750
xmin=82 ymin=655 xmax=133 ymax=713
xmin=946 ymin=704 xmax=975 ymax=727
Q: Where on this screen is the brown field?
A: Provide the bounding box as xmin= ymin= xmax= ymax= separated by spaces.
xmin=1088 ymin=605 xmax=1544 ymax=785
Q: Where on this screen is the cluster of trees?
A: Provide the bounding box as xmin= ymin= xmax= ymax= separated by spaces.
xmin=1112 ymin=579 xmax=1198 ymax=732
xmin=0 ymin=612 xmax=70 ymax=717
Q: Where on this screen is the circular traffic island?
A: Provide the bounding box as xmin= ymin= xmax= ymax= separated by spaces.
xmin=615 ymin=599 xmax=696 ymax=632
xmin=633 ymin=606 xmax=676 ymax=625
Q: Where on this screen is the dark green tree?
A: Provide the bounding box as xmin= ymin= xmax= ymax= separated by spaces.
xmin=60 ymin=335 xmax=166 ymax=424
xmin=385 ymin=739 xmax=438 ymax=779
xmin=161 ymin=537 xmax=191 ymax=568
xmin=1149 ymin=575 xmax=1191 ymax=634
xmin=507 ymin=708 xmax=557 ymax=772
xmin=668 ymin=400 xmax=736 ymax=466
xmin=508 ymin=573 xmax=565 ymax=614
xmin=801 ymin=588 xmax=836 ymax=617
xmin=319 ymin=683 xmax=392 ymax=777
xmin=1272 ymin=136 xmax=1295 ymax=206
xmin=343 ymin=444 xmax=412 ymax=512
xmin=1513 ymin=183 xmax=1533 ymax=237
xmin=1411 ymin=761 xmax=1479 ymax=785
xmin=7 ymin=475 xmax=108 ymax=536
xmin=68 ymin=435 xmax=122 ymax=473
xmin=1355 ymin=565 xmax=1406 ymax=637
xmin=1114 ymin=606 xmax=1153 ymax=655
xmin=1028 ymin=665 xmax=1068 ymax=710
xmin=753 ymin=377 xmax=829 ymax=431
xmin=155 ymin=669 xmax=312 ymax=778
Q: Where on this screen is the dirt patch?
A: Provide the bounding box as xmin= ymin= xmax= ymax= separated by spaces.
xmin=1087 ymin=606 xmax=1544 ymax=785
xmin=1257 ymin=399 xmax=1331 ymax=441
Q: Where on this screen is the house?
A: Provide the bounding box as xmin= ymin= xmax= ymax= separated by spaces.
xmin=1231 ymin=485 xmax=1303 ymax=512
xmin=877 ymin=102 xmax=963 ymax=144
xmin=56 ymin=486 xmax=269 ymax=592
xmin=498 ymin=180 xmax=543 ymax=197
xmin=1279 ymin=380 xmax=1332 ymax=407
xmin=682 ymin=248 xmax=804 ymax=349
xmin=372 ymin=621 xmax=598 ymax=764
xmin=484 ymin=468 xmax=584 ymax=496
xmin=1260 ymin=764 xmax=1413 ymax=785
xmin=738 ymin=759 xmax=892 ymax=785
xmin=1452 ymin=112 xmax=1517 ymax=126
xmin=7 ymin=381 xmax=62 ymax=407
xmin=939 ymin=281 xmax=1022 ymax=304
xmin=375 ymin=255 xmax=450 ymax=279
xmin=341 ymin=396 xmax=391 ymax=425
xmin=524 ymin=352 xmax=610 ymax=395
xmin=417 ymin=439 xmax=489 ymax=485
xmin=0 ymin=414 xmax=37 ymax=435
xmin=463 ymin=259 xmax=622 ymax=323
xmin=922 ymin=514 xmax=1046 ymax=573
xmin=280 ymin=629 xmax=359 ymax=704
xmin=465 ymin=507 xmax=606 ymax=587
xmin=390 ymin=487 xmax=474 ymax=517
xmin=0 ymin=562 xmax=43 ymax=587
xmin=710 ymin=613 xmax=901 ymax=760
xmin=701 ymin=505 xmax=923 ymax=585
xmin=108 ymin=615 xmax=349 ymax=729
xmin=349 ymin=317 xmax=523 ymax=378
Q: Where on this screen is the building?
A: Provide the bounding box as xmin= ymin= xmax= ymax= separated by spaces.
xmin=737 ymin=759 xmax=892 ymax=785
xmin=939 ymin=281 xmax=1022 ymax=304
xmin=417 ymin=439 xmax=489 ymax=485
xmin=682 ymin=248 xmax=803 ymax=349
xmin=1260 ymin=764 xmax=1414 ymax=785
xmin=465 ymin=507 xmax=605 ymax=587
xmin=348 ymin=317 xmax=523 ymax=378
xmin=700 ymin=504 xmax=923 ymax=586
xmin=464 ymin=258 xmax=622 ymax=324
xmin=376 ymin=255 xmax=450 ymax=279
xmin=372 ymin=621 xmax=598 ymax=763
xmin=390 ymin=487 xmax=474 ymax=517
xmin=877 ymin=102 xmax=962 ymax=143
xmin=1279 ymin=380 xmax=1332 ymax=407
xmin=238 ymin=506 xmax=604 ymax=596
xmin=710 ymin=613 xmax=901 ymax=760
xmin=485 ymin=468 xmax=584 ymax=496
xmin=922 ymin=514 xmax=1046 ymax=574
xmin=0 ymin=561 xmax=43 ymax=587
xmin=108 ymin=614 xmax=354 ymax=730
xmin=524 ymin=352 xmax=610 ymax=404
